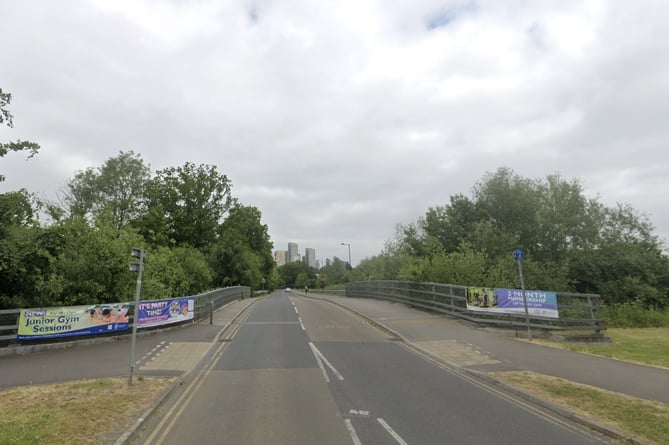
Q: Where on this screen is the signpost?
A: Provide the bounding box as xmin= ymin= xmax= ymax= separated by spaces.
xmin=128 ymin=247 xmax=146 ymax=385
xmin=514 ymin=249 xmax=532 ymax=340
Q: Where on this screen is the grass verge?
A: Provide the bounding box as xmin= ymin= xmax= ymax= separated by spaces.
xmin=0 ymin=377 xmax=174 ymax=445
xmin=539 ymin=327 xmax=669 ymax=368
xmin=492 ymin=371 xmax=669 ymax=445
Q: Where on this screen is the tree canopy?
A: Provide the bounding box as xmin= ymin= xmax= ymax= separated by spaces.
xmin=0 ymin=88 xmax=40 ymax=182
xmin=360 ymin=167 xmax=669 ymax=308
xmin=0 ymin=151 xmax=275 ymax=310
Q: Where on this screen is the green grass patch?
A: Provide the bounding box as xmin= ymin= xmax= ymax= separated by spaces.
xmin=494 ymin=371 xmax=669 ymax=444
xmin=559 ymin=328 xmax=669 ymax=368
xmin=0 ymin=377 xmax=173 ymax=445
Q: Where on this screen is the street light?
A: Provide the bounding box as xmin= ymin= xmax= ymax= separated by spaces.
xmin=340 ymin=242 xmax=352 ymax=270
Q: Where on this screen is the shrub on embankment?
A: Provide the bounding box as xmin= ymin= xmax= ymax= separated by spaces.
xmin=602 ymin=303 xmax=669 ymax=328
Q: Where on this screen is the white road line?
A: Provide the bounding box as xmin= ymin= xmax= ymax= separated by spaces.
xmin=245 ymin=321 xmax=299 ymax=325
xmin=309 ymin=343 xmax=330 ymax=383
xmin=294 ymin=306 xmax=299 ymax=314
xmin=309 ymin=342 xmax=344 ymax=381
xmin=377 ymin=418 xmax=408 ymax=445
xmin=345 ymin=419 xmax=363 ymax=445
xmin=298 ymin=317 xmax=306 ymax=331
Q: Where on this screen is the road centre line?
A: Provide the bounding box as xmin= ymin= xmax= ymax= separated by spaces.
xmin=377 ymin=418 xmax=409 ymax=445
xmin=345 ymin=419 xmax=363 ymax=445
xmin=309 ymin=342 xmax=344 ymax=381
xmin=309 ymin=343 xmax=330 ymax=383
xmin=245 ymin=321 xmax=299 ymax=325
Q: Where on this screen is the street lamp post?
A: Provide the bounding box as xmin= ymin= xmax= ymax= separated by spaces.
xmin=340 ymin=242 xmax=352 ymax=270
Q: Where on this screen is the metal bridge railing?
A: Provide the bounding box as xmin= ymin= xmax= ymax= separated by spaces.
xmin=0 ymin=286 xmax=250 ymax=347
xmin=344 ymin=280 xmax=605 ymax=338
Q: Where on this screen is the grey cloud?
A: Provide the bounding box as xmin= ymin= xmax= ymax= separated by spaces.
xmin=1 ymin=0 xmax=668 ymax=263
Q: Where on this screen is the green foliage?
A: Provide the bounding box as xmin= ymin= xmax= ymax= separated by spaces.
xmin=59 ymin=151 xmax=150 ymax=230
xmin=36 ymin=220 xmax=140 ymax=306
xmin=602 ymin=303 xmax=669 ymax=328
xmin=209 ymin=204 xmax=274 ymax=289
xmin=277 ymin=261 xmax=314 ymax=288
xmin=0 ymin=88 xmax=11 ymax=126
xmin=352 ymin=253 xmax=413 ymax=281
xmin=0 ymin=87 xmax=40 ymax=182
xmin=141 ymin=162 xmax=231 ymax=249
xmin=318 ymin=257 xmax=348 ymax=286
xmin=142 ymin=246 xmax=212 ymax=299
xmin=0 ymin=150 xmax=274 ymax=309
xmin=388 ymin=167 xmax=669 ymax=308
xmin=0 ymin=189 xmax=36 ymax=230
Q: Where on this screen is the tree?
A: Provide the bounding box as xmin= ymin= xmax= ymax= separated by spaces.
xmin=0 ymin=189 xmax=35 ymax=230
xmin=278 ymin=261 xmax=306 ymax=288
xmin=319 ymin=257 xmax=348 ymax=285
xmin=141 ymin=162 xmax=232 ymax=249
xmin=141 ymin=246 xmax=213 ymax=299
xmin=1 ymin=88 xmax=40 ymax=182
xmin=390 ymin=167 xmax=669 ymax=307
xmin=210 ymin=204 xmax=275 ymax=288
xmin=420 ymin=194 xmax=481 ymax=254
xmin=0 ymin=190 xmax=47 ymax=309
xmin=57 ymin=151 xmax=150 ymax=230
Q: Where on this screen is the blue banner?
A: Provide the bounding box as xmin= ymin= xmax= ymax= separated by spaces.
xmin=466 ymin=288 xmax=559 ymax=318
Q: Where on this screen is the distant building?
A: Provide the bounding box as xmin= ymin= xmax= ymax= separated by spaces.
xmin=274 ymin=250 xmax=287 ymax=266
xmin=287 ymin=242 xmax=299 ymax=263
xmin=305 ymin=248 xmax=316 ymax=268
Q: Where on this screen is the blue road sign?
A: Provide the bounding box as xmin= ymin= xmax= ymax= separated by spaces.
xmin=514 ymin=249 xmax=525 ymax=260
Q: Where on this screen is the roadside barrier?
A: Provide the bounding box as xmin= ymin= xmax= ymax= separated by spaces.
xmin=0 ymin=286 xmax=250 ymax=347
xmin=318 ymin=281 xmax=605 ymax=339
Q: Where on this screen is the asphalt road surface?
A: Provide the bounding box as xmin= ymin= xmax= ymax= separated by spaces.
xmin=134 ymin=293 xmax=605 ymax=445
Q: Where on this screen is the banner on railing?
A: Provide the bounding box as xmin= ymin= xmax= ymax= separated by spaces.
xmin=17 ymin=304 xmax=130 ymax=341
xmin=466 ymin=287 xmax=559 ymax=318
xmin=136 ymin=297 xmax=194 ymax=328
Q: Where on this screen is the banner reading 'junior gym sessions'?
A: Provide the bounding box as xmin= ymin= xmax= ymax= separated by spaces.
xmin=136 ymin=297 xmax=194 ymax=328
xmin=466 ymin=287 xmax=559 ymax=318
xmin=17 ymin=304 xmax=130 ymax=341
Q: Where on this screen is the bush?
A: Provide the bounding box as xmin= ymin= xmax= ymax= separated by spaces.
xmin=602 ymin=303 xmax=669 ymax=328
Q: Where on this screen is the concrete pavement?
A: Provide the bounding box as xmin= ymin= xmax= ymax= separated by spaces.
xmin=0 ymin=298 xmax=256 ymax=388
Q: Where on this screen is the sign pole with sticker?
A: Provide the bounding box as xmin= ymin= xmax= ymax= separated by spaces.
xmin=514 ymin=249 xmax=532 ymax=340
xmin=128 ymin=247 xmax=147 ymax=385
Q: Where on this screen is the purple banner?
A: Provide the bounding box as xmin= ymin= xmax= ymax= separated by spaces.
xmin=136 ymin=297 xmax=194 ymax=328
xmin=466 ymin=288 xmax=559 ymax=318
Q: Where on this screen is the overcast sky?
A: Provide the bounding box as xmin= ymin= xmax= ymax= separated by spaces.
xmin=1 ymin=0 xmax=668 ymax=265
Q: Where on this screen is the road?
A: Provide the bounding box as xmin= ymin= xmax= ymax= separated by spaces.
xmin=133 ymin=292 xmax=604 ymax=445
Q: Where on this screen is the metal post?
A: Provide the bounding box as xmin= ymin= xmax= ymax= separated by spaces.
xmin=340 ymin=242 xmax=352 ymax=270
xmin=128 ymin=248 xmax=146 ymax=385
xmin=587 ymin=295 xmax=600 ymax=335
xmin=210 ymin=300 xmax=214 ymax=325
xmin=516 ymin=256 xmax=532 ymax=341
